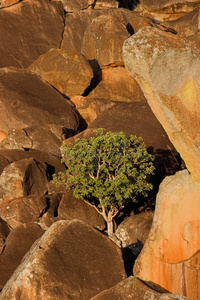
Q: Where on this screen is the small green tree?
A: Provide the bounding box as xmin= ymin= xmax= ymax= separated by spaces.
xmin=53 ymin=129 xmax=155 ymax=237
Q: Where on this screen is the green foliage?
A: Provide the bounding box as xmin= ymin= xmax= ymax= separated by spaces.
xmin=53 ymin=129 xmax=155 ymax=218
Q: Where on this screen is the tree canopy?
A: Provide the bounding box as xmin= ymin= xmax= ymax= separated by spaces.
xmin=53 ymin=129 xmax=155 ymax=236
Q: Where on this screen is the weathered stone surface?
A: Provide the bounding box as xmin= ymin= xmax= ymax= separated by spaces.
xmin=94 ymin=0 xmax=119 ymax=9
xmin=0 ymin=223 xmax=44 ymax=289
xmin=0 ymin=195 xmax=47 ymax=229
xmin=0 ymin=0 xmax=64 ymax=68
xmin=58 ymin=191 xmax=105 ymax=230
xmin=61 ymin=8 xmax=136 ymax=53
xmin=87 ymin=67 xmax=146 ymax=102
xmin=0 ymin=158 xmax=48 ymax=202
xmin=0 ymin=0 xmax=20 ymax=8
xmin=60 ymin=0 xmax=94 ymax=12
xmin=0 ymin=68 xmax=80 ymax=140
xmin=123 ymin=27 xmax=200 ymax=186
xmin=134 ymin=170 xmax=200 ymax=299
xmin=90 ymin=276 xmax=161 ymax=299
xmin=0 ymin=220 xmax=126 ymax=299
xmin=29 ymin=49 xmax=94 ymax=98
xmin=81 ymin=15 xmax=129 ymax=68
xmin=71 ymin=96 xmax=114 ymax=125
xmin=115 ymin=211 xmax=154 ymax=247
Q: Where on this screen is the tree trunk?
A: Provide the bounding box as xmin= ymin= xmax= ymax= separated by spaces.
xmin=107 ymin=218 xmax=114 ymax=237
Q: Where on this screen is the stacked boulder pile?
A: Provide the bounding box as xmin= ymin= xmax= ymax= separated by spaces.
xmin=0 ymin=0 xmax=199 ymax=299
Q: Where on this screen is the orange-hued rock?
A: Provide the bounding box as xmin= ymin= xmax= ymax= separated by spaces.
xmin=81 ymin=15 xmax=129 ymax=68
xmin=71 ymin=96 xmax=114 ymax=125
xmin=0 ymin=0 xmax=64 ymax=68
xmin=0 ymin=220 xmax=126 ymax=299
xmin=123 ymin=27 xmax=200 ymax=186
xmin=133 ymin=170 xmax=200 ymax=299
xmin=0 ymin=0 xmax=19 ymax=8
xmin=88 ymin=67 xmax=146 ymax=102
xmin=29 ymin=49 xmax=93 ymax=98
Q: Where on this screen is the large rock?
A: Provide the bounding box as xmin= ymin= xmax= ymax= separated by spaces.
xmin=58 ymin=191 xmax=105 ymax=230
xmin=134 ymin=170 xmax=200 ymax=299
xmin=0 ymin=67 xmax=80 ymax=140
xmin=0 ymin=220 xmax=126 ymax=299
xmin=115 ymin=211 xmax=154 ymax=247
xmin=87 ymin=67 xmax=146 ymax=102
xmin=0 ymin=0 xmax=64 ymax=68
xmin=0 ymin=223 xmax=44 ymax=289
xmin=81 ymin=14 xmax=129 ymax=68
xmin=0 ymin=195 xmax=47 ymax=229
xmin=123 ymin=27 xmax=200 ymax=186
xmin=0 ymin=158 xmax=48 ymax=202
xmin=61 ymin=8 xmax=135 ymax=54
xmin=28 ymin=49 xmax=94 ymax=98
xmin=60 ymin=0 xmax=94 ymax=12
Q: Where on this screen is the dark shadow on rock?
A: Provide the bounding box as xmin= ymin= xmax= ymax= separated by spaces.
xmin=82 ymin=59 xmax=102 ymax=97
xmin=121 ymin=239 xmax=143 ymax=276
xmin=118 ymin=0 xmax=140 ymax=10
xmin=126 ymin=22 xmax=135 ymax=35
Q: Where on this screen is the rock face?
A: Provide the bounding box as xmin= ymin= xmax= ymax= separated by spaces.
xmin=133 ymin=170 xmax=200 ymax=299
xmin=0 ymin=68 xmax=80 ymax=140
xmin=28 ymin=49 xmax=94 ymax=98
xmin=81 ymin=14 xmax=129 ymax=68
xmin=123 ymin=27 xmax=200 ymax=186
xmin=0 ymin=220 xmax=126 ymax=299
xmin=0 ymin=0 xmax=64 ymax=68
